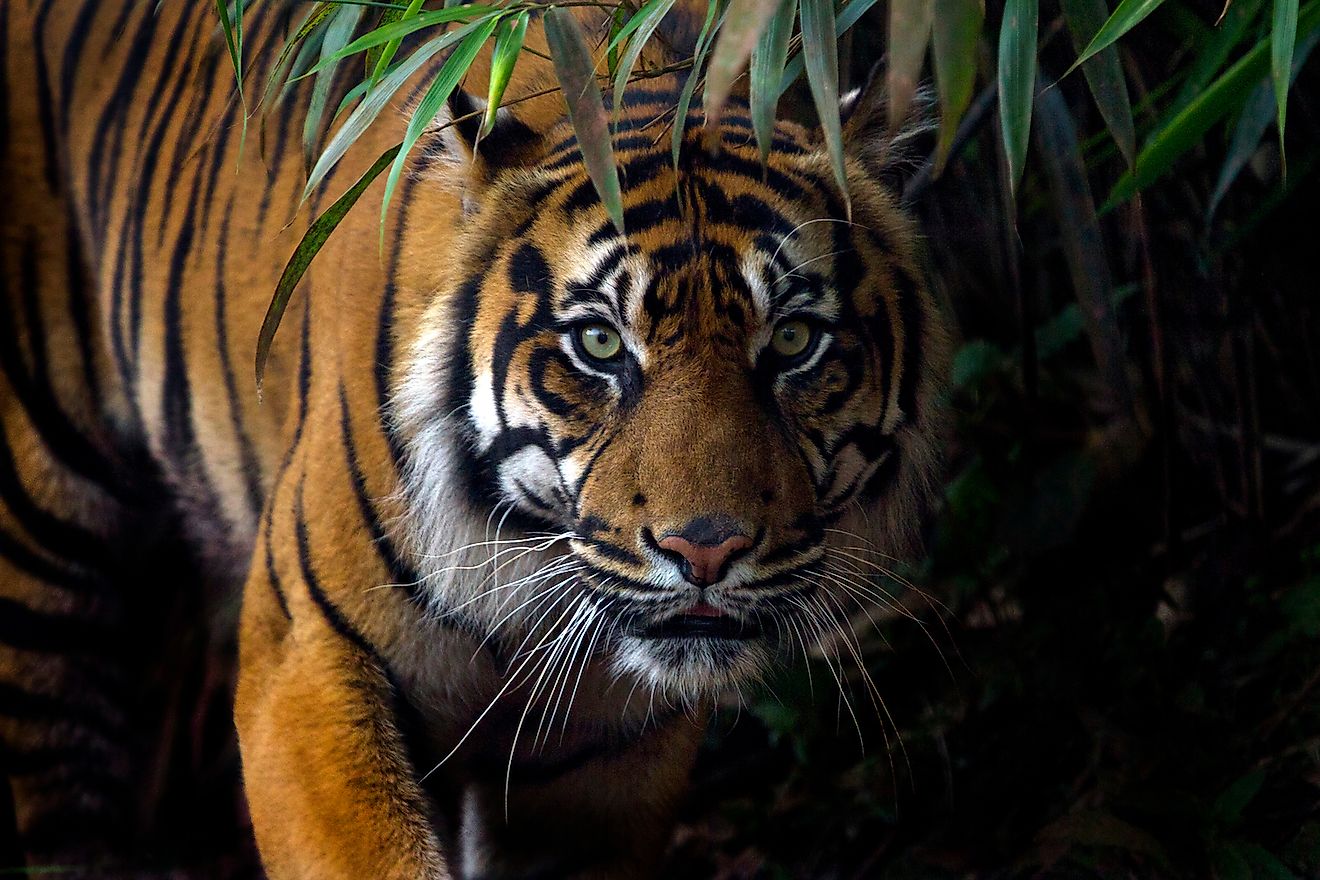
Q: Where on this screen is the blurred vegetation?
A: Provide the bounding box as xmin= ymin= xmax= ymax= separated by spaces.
xmin=214 ymin=1 xmax=1320 ymax=877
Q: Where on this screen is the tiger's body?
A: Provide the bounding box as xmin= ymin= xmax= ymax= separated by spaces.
xmin=0 ymin=2 xmax=947 ymax=877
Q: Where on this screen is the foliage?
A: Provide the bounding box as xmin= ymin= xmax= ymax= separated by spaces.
xmin=215 ymin=0 xmax=1320 ymax=380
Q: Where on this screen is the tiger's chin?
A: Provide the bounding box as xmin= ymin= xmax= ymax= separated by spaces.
xmin=612 ymin=630 xmax=775 ymax=703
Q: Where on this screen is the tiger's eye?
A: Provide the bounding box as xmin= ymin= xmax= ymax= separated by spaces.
xmin=580 ymin=323 xmax=623 ymax=361
xmin=770 ymin=319 xmax=813 ymax=359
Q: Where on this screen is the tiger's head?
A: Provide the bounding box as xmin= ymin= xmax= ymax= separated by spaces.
xmin=395 ymin=72 xmax=947 ymax=700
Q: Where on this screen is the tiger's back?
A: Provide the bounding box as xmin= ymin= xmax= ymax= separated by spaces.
xmin=0 ymin=1 xmax=363 ymax=866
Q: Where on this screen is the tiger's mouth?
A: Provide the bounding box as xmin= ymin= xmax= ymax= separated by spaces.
xmin=632 ymin=603 xmax=763 ymax=641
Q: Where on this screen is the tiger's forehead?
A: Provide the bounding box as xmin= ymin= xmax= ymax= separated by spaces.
xmin=511 ymin=89 xmax=849 ymax=343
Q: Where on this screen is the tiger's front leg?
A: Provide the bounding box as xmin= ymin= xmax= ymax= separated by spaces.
xmin=458 ymin=711 xmax=706 ymax=879
xmin=234 ymin=518 xmax=450 ymax=880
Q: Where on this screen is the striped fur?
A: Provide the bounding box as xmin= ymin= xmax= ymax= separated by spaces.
xmin=0 ymin=3 xmax=948 ymax=877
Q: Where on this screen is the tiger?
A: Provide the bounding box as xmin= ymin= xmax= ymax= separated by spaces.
xmin=0 ymin=1 xmax=949 ymax=877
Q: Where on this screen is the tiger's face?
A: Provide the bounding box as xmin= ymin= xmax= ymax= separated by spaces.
xmin=398 ymin=85 xmax=944 ymax=699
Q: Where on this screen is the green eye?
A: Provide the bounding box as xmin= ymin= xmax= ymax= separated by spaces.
xmin=770 ymin=319 xmax=814 ymax=359
xmin=579 ymin=323 xmax=623 ymax=361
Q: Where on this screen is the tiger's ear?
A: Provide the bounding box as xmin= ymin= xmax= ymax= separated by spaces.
xmin=442 ymin=88 xmax=545 ymax=174
xmin=837 ymin=64 xmax=933 ymax=195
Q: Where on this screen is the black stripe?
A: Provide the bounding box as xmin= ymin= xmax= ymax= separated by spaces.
xmin=0 ymin=682 xmax=120 ymax=743
xmin=893 ymin=266 xmax=924 ymax=424
xmin=0 ymin=237 xmax=129 ymax=502
xmin=31 ymin=3 xmax=62 ymax=190
xmin=262 ymin=512 xmax=292 ymax=622
xmin=0 ymin=597 xmax=112 ymax=655
xmin=85 ymin=4 xmax=158 ymax=238
xmin=0 ymin=525 xmax=103 ymax=595
xmin=338 ymin=384 xmax=418 ymax=589
xmin=0 ymin=419 xmax=111 ymax=572
xmin=294 ymin=477 xmax=383 ymax=662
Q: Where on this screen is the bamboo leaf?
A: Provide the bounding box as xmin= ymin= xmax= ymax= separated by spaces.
xmin=1272 ymin=0 xmax=1299 ymax=169
xmin=304 ymin=6 xmax=364 ymax=172
xmin=366 ymin=0 xmax=425 ymax=92
xmin=545 ymin=7 xmax=626 ymax=235
xmin=801 ymin=0 xmax=850 ymax=215
xmin=1170 ymin=0 xmax=1263 ymax=114
xmin=258 ymin=143 xmax=402 ymax=395
xmin=932 ymin=0 xmax=982 ymax=174
xmin=217 ymin=0 xmax=248 ymax=160
xmin=671 ymin=1 xmax=721 ymax=170
xmin=1061 ymin=0 xmax=1137 ymax=167
xmin=607 ymin=6 xmax=627 ymax=78
xmin=1033 ymin=83 xmax=1131 ymax=413
xmin=704 ymin=0 xmax=781 ymax=149
xmin=750 ymin=0 xmax=797 ymax=167
xmin=1208 ymin=30 xmax=1320 ymax=219
xmin=1106 ymin=0 xmax=1320 ymax=208
xmin=381 ymin=14 xmax=500 ymax=239
xmin=606 ymin=0 xmax=673 ymax=54
xmin=887 ymin=0 xmax=934 ymax=131
xmin=998 ymin=0 xmax=1038 ymax=197
xmin=304 ymin=24 xmax=470 ymax=201
xmin=612 ymin=0 xmax=678 ymax=123
xmin=483 ymin=11 xmax=529 ymax=138
xmin=262 ymin=2 xmax=336 ymax=111
xmin=779 ymin=0 xmax=882 ymax=96
xmin=217 ymin=0 xmax=243 ymax=100
xmin=1065 ymin=0 xmax=1167 ymax=77
xmin=297 ymin=4 xmax=496 ymax=80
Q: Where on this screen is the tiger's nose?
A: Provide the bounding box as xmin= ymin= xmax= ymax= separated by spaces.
xmin=656 ymin=517 xmax=753 ymax=586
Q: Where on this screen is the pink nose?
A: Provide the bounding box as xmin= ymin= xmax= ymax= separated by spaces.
xmin=657 ymin=527 xmax=753 ymax=586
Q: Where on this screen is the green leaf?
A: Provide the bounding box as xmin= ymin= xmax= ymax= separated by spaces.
xmin=1105 ymin=0 xmax=1320 ymax=208
xmin=704 ymin=0 xmax=782 ymax=147
xmin=1208 ymin=29 xmax=1318 ymax=219
xmin=1239 ymin=843 xmax=1301 ymax=880
xmin=366 ymin=0 xmax=425 ymax=93
xmin=366 ymin=5 xmax=403 ymax=75
xmin=779 ymin=0 xmax=882 ymax=96
xmin=1061 ymin=0 xmax=1137 ymax=167
xmin=1208 ymin=78 xmax=1276 ymax=220
xmin=304 ymin=24 xmax=470 ymax=201
xmin=257 ymin=143 xmax=402 ymax=395
xmin=887 ymin=0 xmax=934 ymax=131
xmin=1211 ymin=842 xmax=1254 ymax=880
xmin=671 ymin=1 xmax=721 ymax=170
xmin=545 ymin=7 xmax=626 ymax=235
xmin=1034 ymin=82 xmax=1132 ymax=410
xmin=607 ymin=6 xmax=627 ymax=78
xmin=998 ymin=0 xmax=1038 ymax=197
xmin=1214 ymin=769 xmax=1267 ymax=826
xmin=750 ymin=0 xmax=796 ymax=167
xmin=483 ymin=11 xmax=529 ymax=138
xmin=380 ymin=14 xmax=500 ymax=240
xmin=216 ymin=0 xmax=248 ymax=161
xmin=800 ymin=0 xmax=850 ymax=215
xmin=304 ymin=6 xmax=364 ymax=172
xmin=612 ymin=0 xmax=678 ymax=124
xmin=1272 ymin=0 xmax=1300 ymax=169
xmin=261 ymin=2 xmax=336 ymax=112
xmin=1065 ymin=0 xmax=1167 ymax=77
xmin=1170 ymin=0 xmax=1264 ymax=115
xmin=932 ymin=0 xmax=983 ymax=174
xmin=606 ymin=0 xmax=670 ymax=53
xmin=297 ymin=4 xmax=496 ymax=80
